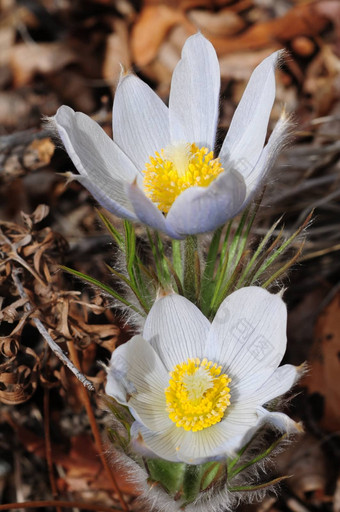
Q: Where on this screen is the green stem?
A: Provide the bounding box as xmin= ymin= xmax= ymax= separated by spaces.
xmin=183 ymin=235 xmax=199 ymax=303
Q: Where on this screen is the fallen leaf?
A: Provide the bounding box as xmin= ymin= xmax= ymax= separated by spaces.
xmin=302 ymin=290 xmax=340 ymax=431
xmin=9 ymin=42 xmax=77 ymax=87
xmin=23 ymin=138 xmax=55 ymax=171
xmin=188 ymin=7 xmax=245 ymax=38
xmin=131 ymin=5 xmax=192 ymax=66
xmin=207 ymin=2 xmax=330 ymax=55
xmin=103 ymin=18 xmax=131 ymax=85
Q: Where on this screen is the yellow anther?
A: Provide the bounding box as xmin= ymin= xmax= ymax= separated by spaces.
xmin=165 ymin=357 xmax=231 ymax=432
xmin=143 ymin=143 xmax=224 ymax=213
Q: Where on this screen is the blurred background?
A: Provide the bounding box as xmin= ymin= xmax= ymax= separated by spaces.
xmin=1 ymin=0 xmax=340 ymax=511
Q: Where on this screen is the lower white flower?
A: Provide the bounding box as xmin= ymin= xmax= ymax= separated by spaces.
xmin=106 ymin=287 xmax=302 ymax=465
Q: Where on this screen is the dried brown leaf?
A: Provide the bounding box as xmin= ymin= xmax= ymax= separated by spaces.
xmin=23 ymin=138 xmax=55 ymax=171
xmin=208 ymin=2 xmax=330 ymax=55
xmin=9 ymin=42 xmax=78 ymax=87
xmin=0 ymin=348 xmax=39 ymax=404
xmin=302 ymin=290 xmax=340 ymax=431
xmin=131 ymin=5 xmax=192 ymax=66
xmin=188 ymin=7 xmax=245 ymax=38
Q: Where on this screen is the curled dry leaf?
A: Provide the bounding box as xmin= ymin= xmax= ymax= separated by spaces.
xmin=0 ymin=345 xmax=40 ymax=405
xmin=0 ymin=211 xmax=120 ymax=403
xmin=21 ymin=204 xmax=50 ymax=230
xmin=0 ymin=337 xmax=20 ymax=358
xmin=0 ymin=297 xmax=27 ymax=323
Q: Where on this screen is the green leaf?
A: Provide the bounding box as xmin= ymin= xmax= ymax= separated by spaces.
xmin=172 ymin=239 xmax=183 ymax=282
xmin=200 ymin=461 xmax=225 ymax=491
xmin=235 ymin=216 xmax=283 ymax=290
xmin=182 ymin=464 xmax=203 ymax=503
xmin=228 ymin=433 xmax=287 ymax=480
xmin=124 ymin=220 xmax=137 ymax=281
xmin=106 ymin=427 xmax=129 ymax=449
xmin=146 ymin=459 xmax=186 ymax=496
xmin=164 ymin=255 xmax=184 ymax=295
xmin=59 ymin=265 xmax=145 ymax=317
xmin=105 ymin=263 xmax=150 ymax=313
xmin=202 ymin=226 xmax=223 ymax=283
xmin=96 ymin=209 xmax=124 ymax=249
xmin=262 ymin=241 xmax=305 ymax=288
xmin=228 ymin=474 xmax=291 ymax=492
xmin=249 ymin=212 xmax=312 ymax=285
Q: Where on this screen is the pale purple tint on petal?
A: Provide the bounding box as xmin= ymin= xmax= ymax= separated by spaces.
xmin=165 ymin=169 xmax=246 ymax=237
xmin=127 ymin=182 xmax=183 ymax=238
xmin=54 ymin=105 xmax=137 ymax=214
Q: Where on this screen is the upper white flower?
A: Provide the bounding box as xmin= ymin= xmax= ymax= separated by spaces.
xmin=106 ymin=287 xmax=301 ymax=465
xmin=53 ymin=33 xmax=288 ymax=240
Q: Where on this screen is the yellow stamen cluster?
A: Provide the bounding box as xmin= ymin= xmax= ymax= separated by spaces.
xmin=165 ymin=357 xmax=231 ymax=432
xmin=143 ymin=143 xmax=224 ymax=213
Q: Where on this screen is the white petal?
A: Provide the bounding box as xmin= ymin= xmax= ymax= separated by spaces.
xmin=105 ymin=335 xmax=171 ymax=431
xmin=127 ymin=181 xmax=183 ymax=239
xmin=169 ymin=33 xmax=220 ymax=149
xmin=131 ymin=422 xmax=186 ymax=462
xmin=178 ymin=404 xmax=299 ymax=464
xmin=241 ymin=113 xmax=290 ymax=204
xmin=224 ymin=407 xmax=301 ymax=454
xmin=206 ymin=287 xmax=287 ymax=383
xmin=165 ymin=169 xmax=246 ymax=237
xmin=177 ymin=402 xmax=259 ymax=463
xmin=248 ymin=364 xmax=299 ymax=404
xmin=135 ymin=400 xmax=259 ymax=464
xmin=143 ymin=293 xmax=210 ymax=371
xmin=176 ymin=425 xmax=234 ymax=464
xmin=232 ymin=368 xmax=275 ymax=401
xmin=219 ymin=51 xmax=281 ymax=171
xmin=232 ymin=364 xmax=298 ymax=406
xmin=54 ymin=105 xmax=137 ymax=214
xmin=113 ymin=74 xmax=170 ymax=171
xmin=256 ymin=406 xmax=302 ymax=434
xmin=76 ymin=175 xmax=137 ymax=221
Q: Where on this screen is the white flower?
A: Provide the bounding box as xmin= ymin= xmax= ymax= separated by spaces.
xmin=106 ymin=287 xmax=301 ymax=465
xmin=53 ymin=33 xmax=288 ymax=240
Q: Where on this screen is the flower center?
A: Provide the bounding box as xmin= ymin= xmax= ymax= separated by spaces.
xmin=165 ymin=357 xmax=231 ymax=432
xmin=143 ymin=143 xmax=224 ymax=213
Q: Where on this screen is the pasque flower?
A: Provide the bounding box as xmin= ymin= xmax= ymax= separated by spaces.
xmin=52 ymin=34 xmax=288 ymax=239
xmin=106 ymin=287 xmax=301 ymax=465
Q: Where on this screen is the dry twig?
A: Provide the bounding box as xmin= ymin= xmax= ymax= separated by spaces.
xmin=11 ymin=269 xmax=95 ymax=392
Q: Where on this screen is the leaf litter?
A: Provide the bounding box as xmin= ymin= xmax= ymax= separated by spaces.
xmin=0 ymin=0 xmax=340 ymax=510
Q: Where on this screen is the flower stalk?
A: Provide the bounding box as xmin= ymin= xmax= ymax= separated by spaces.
xmin=183 ymin=235 xmax=199 ymax=304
